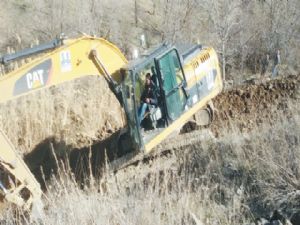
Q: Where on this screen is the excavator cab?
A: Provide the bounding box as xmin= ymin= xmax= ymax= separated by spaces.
xmin=121 ymin=45 xmax=188 ymax=152
xmin=121 ymin=42 xmax=222 ymax=153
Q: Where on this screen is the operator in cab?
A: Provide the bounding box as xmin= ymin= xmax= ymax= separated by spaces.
xmin=138 ymin=73 xmax=158 ymax=125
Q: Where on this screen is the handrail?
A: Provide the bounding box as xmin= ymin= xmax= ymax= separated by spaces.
xmin=0 ymin=35 xmax=64 ymax=65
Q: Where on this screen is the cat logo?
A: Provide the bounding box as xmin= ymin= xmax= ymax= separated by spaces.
xmin=13 ymin=59 xmax=52 ymax=96
xmin=26 ymin=69 xmax=45 ymax=89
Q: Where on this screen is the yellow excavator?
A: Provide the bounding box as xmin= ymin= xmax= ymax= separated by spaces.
xmin=0 ymin=35 xmax=222 ymax=212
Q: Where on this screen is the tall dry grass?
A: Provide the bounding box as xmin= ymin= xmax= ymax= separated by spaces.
xmin=0 ymin=76 xmax=125 ymax=155
xmin=1 ymin=99 xmax=298 ymax=225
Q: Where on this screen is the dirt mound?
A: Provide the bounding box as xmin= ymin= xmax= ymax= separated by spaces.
xmin=0 ymin=76 xmax=125 ymax=155
xmin=211 ymin=75 xmax=300 ymax=134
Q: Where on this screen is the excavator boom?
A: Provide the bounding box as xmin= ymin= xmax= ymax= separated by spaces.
xmin=0 ymin=36 xmax=127 ymax=103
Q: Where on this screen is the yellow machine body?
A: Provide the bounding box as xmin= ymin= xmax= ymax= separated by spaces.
xmin=0 ymin=36 xmax=222 ymax=212
xmin=0 ymin=36 xmax=127 ymax=103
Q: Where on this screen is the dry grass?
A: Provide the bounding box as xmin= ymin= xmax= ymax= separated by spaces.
xmin=1 ymin=99 xmax=298 ymax=225
xmin=0 ymin=73 xmax=299 ymax=224
xmin=0 ymin=76 xmax=125 ymax=155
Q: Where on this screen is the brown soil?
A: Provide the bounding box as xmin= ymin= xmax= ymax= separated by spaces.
xmin=211 ymin=75 xmax=300 ymax=135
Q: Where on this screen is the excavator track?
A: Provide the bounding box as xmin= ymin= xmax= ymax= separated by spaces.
xmin=110 ymin=128 xmax=215 ymax=173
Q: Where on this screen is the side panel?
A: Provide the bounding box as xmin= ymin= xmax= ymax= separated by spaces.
xmin=183 ymin=47 xmax=223 ymax=104
xmin=0 ymin=37 xmax=127 ymax=103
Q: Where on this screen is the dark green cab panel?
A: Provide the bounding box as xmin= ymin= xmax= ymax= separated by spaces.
xmin=121 ymin=70 xmax=142 ymax=151
xmin=157 ymin=49 xmax=186 ymax=121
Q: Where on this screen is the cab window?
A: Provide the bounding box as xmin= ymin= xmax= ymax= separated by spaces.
xmin=158 ymin=49 xmax=186 ymax=120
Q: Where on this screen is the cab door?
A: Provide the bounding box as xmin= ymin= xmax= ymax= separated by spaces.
xmin=156 ymin=49 xmax=187 ymax=121
xmin=121 ymin=70 xmax=143 ymax=152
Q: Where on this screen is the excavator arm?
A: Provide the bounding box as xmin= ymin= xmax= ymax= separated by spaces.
xmin=0 ymin=129 xmax=42 ymax=210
